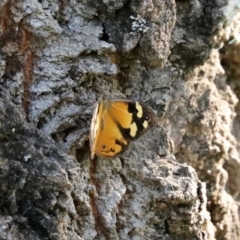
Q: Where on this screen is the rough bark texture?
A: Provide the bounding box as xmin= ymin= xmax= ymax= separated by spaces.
xmin=0 ymin=0 xmax=240 ymax=240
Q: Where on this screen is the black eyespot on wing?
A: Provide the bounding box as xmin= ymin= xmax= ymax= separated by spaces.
xmin=102 ymin=144 xmax=106 ymax=149
xmin=145 ymin=115 xmax=150 ymax=121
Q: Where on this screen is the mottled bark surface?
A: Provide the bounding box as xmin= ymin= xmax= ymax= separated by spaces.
xmin=0 ymin=0 xmax=240 ymax=239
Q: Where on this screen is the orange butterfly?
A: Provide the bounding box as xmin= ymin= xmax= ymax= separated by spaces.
xmin=90 ymin=98 xmax=158 ymax=158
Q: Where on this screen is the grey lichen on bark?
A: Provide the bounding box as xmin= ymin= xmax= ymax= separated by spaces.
xmin=0 ymin=0 xmax=240 ymax=239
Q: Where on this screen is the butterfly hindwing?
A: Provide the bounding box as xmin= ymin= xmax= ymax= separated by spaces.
xmin=90 ymin=99 xmax=158 ymax=158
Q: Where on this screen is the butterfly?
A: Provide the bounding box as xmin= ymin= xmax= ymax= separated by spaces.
xmin=90 ymin=98 xmax=158 ymax=159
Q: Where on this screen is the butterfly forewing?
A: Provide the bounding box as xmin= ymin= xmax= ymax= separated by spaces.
xmin=108 ymin=100 xmax=158 ymax=139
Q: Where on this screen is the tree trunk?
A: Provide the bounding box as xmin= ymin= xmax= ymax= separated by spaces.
xmin=0 ymin=0 xmax=240 ymax=239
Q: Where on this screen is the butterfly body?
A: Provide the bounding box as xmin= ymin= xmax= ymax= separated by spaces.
xmin=90 ymin=98 xmax=158 ymax=159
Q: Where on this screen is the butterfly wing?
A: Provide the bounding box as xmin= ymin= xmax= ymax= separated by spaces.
xmin=108 ymin=100 xmax=158 ymax=140
xmin=90 ymin=99 xmax=158 ymax=158
xmin=90 ymin=102 xmax=101 ymax=159
xmin=90 ymin=101 xmax=129 ymax=158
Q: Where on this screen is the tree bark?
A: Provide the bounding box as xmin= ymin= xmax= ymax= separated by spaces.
xmin=0 ymin=0 xmax=240 ymax=239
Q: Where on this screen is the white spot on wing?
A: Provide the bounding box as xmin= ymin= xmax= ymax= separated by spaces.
xmin=143 ymin=120 xmax=148 ymax=128
xmin=136 ymin=102 xmax=143 ymax=118
xmin=130 ymin=122 xmax=137 ymax=137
